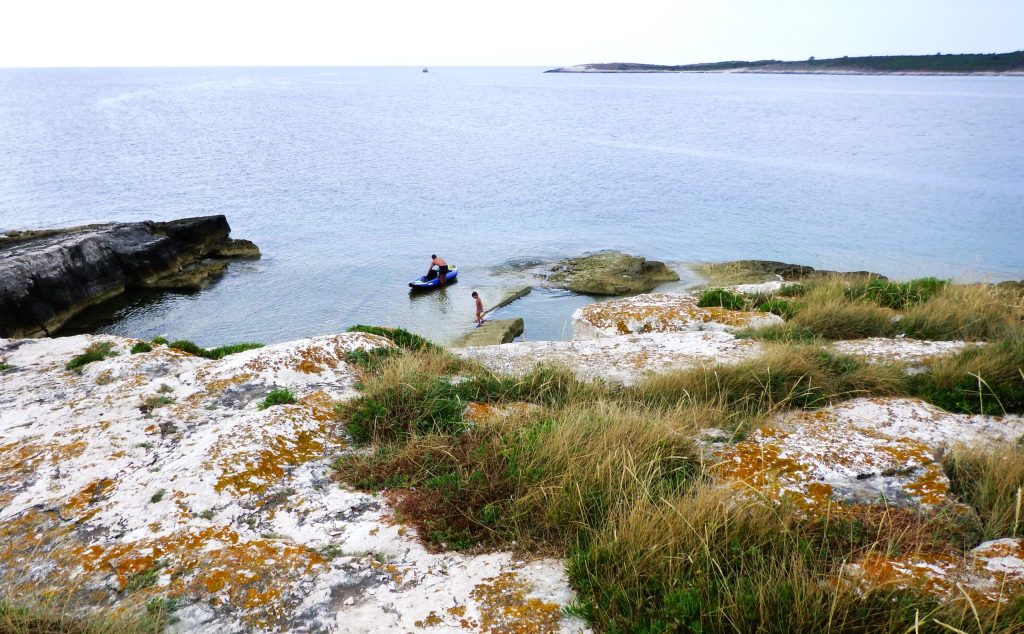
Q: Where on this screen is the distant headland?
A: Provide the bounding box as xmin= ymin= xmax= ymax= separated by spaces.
xmin=546 ymin=50 xmax=1024 ymax=75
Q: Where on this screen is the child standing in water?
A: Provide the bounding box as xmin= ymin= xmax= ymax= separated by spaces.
xmin=472 ymin=292 xmax=485 ymax=327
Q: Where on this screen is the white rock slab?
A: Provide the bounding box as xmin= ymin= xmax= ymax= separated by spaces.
xmin=456 ymin=331 xmax=761 ymax=385
xmin=571 ymin=293 xmax=782 ymax=340
xmin=0 ymin=334 xmax=587 ymax=633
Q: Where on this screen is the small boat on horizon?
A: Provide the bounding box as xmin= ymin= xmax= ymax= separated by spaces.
xmin=422 ymin=67 xmax=429 ymax=73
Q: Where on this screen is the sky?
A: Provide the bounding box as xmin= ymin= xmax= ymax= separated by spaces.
xmin=1 ymin=0 xmax=1021 ymax=67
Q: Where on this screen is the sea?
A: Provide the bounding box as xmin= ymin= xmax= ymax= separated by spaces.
xmin=1 ymin=67 xmax=1022 ymax=345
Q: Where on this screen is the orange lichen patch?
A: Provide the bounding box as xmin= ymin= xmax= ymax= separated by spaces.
xmin=61 ymin=478 xmax=115 ymax=521
xmin=211 ymin=418 xmax=343 ymax=496
xmin=447 ymin=605 xmax=468 ymax=618
xmin=470 ymin=572 xmax=563 ymax=634
xmin=415 ymin=612 xmax=444 ymax=628
xmin=716 ymin=438 xmax=806 ymax=488
xmin=203 ymin=372 xmax=255 ymax=394
xmin=369 ymin=558 xmax=408 ymax=587
xmin=0 ymin=512 xmax=328 ymax=631
xmin=904 ymin=463 xmax=950 ymax=506
xmin=850 ymin=551 xmax=961 ymax=597
xmin=463 ymin=402 xmax=536 ymax=423
xmin=579 ymin=294 xmax=768 ymax=334
xmin=0 ymin=438 xmax=91 ymax=490
xmin=302 ymin=390 xmax=338 ymax=422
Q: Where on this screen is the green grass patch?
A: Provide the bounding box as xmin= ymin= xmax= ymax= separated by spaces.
xmin=697 ymin=287 xmax=746 ymax=311
xmin=911 ymin=337 xmax=1024 ymax=414
xmin=347 ymin=325 xmax=439 ymax=351
xmin=66 ymin=341 xmax=117 ymax=371
xmin=169 ymin=339 xmax=263 ymax=359
xmin=151 ymin=336 xmax=169 ymax=346
xmin=757 ymin=298 xmax=797 ymax=319
xmin=259 ymin=387 xmax=297 ymax=410
xmin=943 ymin=445 xmax=1024 ymax=540
xmin=0 ymin=598 xmax=167 ymax=633
xmin=124 ymin=560 xmax=166 ymax=592
xmin=0 ymin=362 xmax=10 ymax=372
xmin=130 ymin=341 xmax=153 ymax=354
xmin=847 ymin=277 xmax=948 ymax=309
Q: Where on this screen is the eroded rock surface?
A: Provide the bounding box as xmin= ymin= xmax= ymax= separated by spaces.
xmin=452 ymin=318 xmax=525 ymax=347
xmin=0 ymin=216 xmax=259 ymax=338
xmin=546 ymin=252 xmax=679 ymax=295
xmin=572 ymin=293 xmax=783 ymax=340
xmin=456 ymin=331 xmax=761 ymax=385
xmin=717 ymin=397 xmax=1024 ymax=511
xmin=0 ymin=334 xmax=585 ymax=633
xmin=834 ymin=337 xmax=978 ymax=366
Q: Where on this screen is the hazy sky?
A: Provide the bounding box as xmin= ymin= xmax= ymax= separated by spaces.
xmin=1 ymin=0 xmax=1021 ymax=67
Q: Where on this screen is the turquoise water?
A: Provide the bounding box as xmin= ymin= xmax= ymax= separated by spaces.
xmin=1 ymin=67 xmax=1022 ymax=345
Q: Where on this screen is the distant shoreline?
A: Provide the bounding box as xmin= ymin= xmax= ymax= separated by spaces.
xmin=546 ymin=51 xmax=1024 ymax=76
xmin=547 ymin=67 xmax=1024 ymax=77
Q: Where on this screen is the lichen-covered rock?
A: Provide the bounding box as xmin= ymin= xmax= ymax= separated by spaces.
xmin=0 ymin=334 xmax=585 ymax=633
xmin=452 ymin=318 xmax=525 ymax=347
xmin=455 ymin=331 xmax=761 ymax=385
xmin=699 ymin=260 xmax=886 ymax=285
xmin=716 ymin=397 xmax=1024 ymax=511
xmin=833 ymin=337 xmax=978 ymax=366
xmin=546 ymin=251 xmax=679 ymax=295
xmin=571 ymin=293 xmax=783 ymax=340
xmin=847 ymin=538 xmax=1024 ymax=606
xmin=0 ymin=216 xmax=258 ymax=338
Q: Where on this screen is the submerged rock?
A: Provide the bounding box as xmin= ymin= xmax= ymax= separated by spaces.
xmin=572 ymin=293 xmax=783 ymax=340
xmin=452 ymin=317 xmax=525 ymax=347
xmin=697 ymin=260 xmax=886 ymax=285
xmin=0 ymin=215 xmax=260 ymax=338
xmin=0 ymin=333 xmax=584 ymax=632
xmin=546 ymin=251 xmax=679 ymax=295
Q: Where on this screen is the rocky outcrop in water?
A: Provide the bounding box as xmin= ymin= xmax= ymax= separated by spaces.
xmin=546 ymin=251 xmax=679 ymax=295
xmin=452 ymin=318 xmax=525 ymax=347
xmin=0 ymin=216 xmax=260 ymax=338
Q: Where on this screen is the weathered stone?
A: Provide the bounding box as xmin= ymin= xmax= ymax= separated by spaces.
xmin=834 ymin=337 xmax=979 ymax=366
xmin=571 ymin=293 xmax=783 ymax=340
xmin=0 ymin=333 xmax=585 ymax=632
xmin=210 ymin=238 xmax=262 ymax=259
xmin=846 ymin=538 xmax=1024 ymax=606
xmin=456 ymin=331 xmax=761 ymax=385
xmin=144 ymin=260 xmax=230 ymax=291
xmin=485 ymin=285 xmax=532 ymax=315
xmin=697 ymin=260 xmax=886 ymax=285
xmin=452 ymin=318 xmax=525 ymax=347
xmin=546 ymin=251 xmax=679 ymax=295
xmin=0 ymin=216 xmax=258 ymax=338
xmin=716 ymin=397 xmax=1024 ymax=511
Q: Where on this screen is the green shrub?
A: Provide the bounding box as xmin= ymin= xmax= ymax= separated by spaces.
xmin=847 ymin=277 xmax=948 ymax=309
xmin=697 ymin=288 xmax=747 ymax=311
xmin=778 ymin=283 xmax=807 ymax=297
xmin=259 ymin=387 xmax=297 ymax=410
xmin=131 ymin=341 xmax=153 ymax=354
xmin=912 ymin=337 xmax=1024 ymax=414
xmin=66 ymin=341 xmax=116 ymax=371
xmin=347 ymin=325 xmax=439 ymax=351
xmin=169 ymin=339 xmax=263 ymax=359
xmin=151 ymin=336 xmax=169 ymax=346
xmin=344 ymin=346 xmax=401 ymax=371
xmin=758 ymin=298 xmax=796 ymax=319
xmin=0 ymin=362 xmax=10 ymax=372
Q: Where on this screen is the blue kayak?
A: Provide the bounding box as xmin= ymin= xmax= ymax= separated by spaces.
xmin=409 ymin=265 xmax=458 ymax=290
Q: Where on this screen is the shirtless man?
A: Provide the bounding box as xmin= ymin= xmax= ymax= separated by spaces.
xmin=429 ymin=254 xmax=449 ymax=287
xmin=472 ymin=291 xmax=485 ymax=326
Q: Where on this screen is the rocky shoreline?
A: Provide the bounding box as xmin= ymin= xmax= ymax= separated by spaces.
xmin=0 ymin=216 xmax=259 ymax=339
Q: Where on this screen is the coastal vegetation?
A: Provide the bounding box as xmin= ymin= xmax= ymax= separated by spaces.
xmin=65 ymin=340 xmax=117 ymax=371
xmin=258 ymin=387 xmax=297 ymax=410
xmin=333 ymin=280 xmax=1024 ymax=632
xmin=549 ymin=51 xmax=1024 ymax=74
xmin=168 ymin=339 xmax=263 ymax=359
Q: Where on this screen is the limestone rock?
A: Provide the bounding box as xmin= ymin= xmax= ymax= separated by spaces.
xmin=571 ymin=293 xmax=783 ymax=340
xmin=0 ymin=333 xmax=585 ymax=632
xmin=0 ymin=216 xmax=259 ymax=338
xmin=452 ymin=318 xmax=524 ymax=347
xmin=834 ymin=337 xmax=979 ymax=366
xmin=716 ymin=397 xmax=1024 ymax=511
xmin=210 ymin=238 xmax=262 ymax=259
xmin=455 ymin=331 xmax=761 ymax=385
xmin=546 ymin=251 xmax=679 ymax=295
xmin=699 ymin=260 xmax=886 ymax=285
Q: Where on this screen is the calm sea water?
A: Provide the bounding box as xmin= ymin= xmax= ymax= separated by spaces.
xmin=1 ymin=67 xmax=1022 ymax=345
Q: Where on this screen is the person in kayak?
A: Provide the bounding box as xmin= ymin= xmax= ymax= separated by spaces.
xmin=429 ymin=254 xmax=449 ymax=287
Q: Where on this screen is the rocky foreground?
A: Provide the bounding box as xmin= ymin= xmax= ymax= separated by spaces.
xmin=0 ymin=216 xmax=259 ymax=339
xmin=2 ymin=289 xmax=1024 ymax=632
xmin=0 ymin=334 xmax=582 ymax=633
